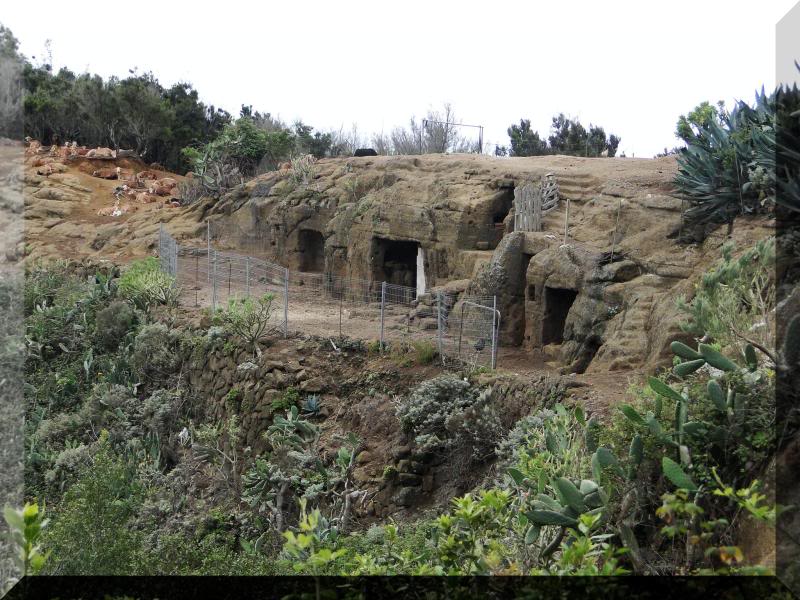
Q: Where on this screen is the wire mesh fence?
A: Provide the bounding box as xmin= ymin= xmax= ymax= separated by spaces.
xmin=159 ymin=225 xmax=501 ymax=368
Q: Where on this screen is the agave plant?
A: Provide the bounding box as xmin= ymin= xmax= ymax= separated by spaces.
xmin=301 ymin=394 xmax=322 ymax=417
xmin=675 ymin=83 xmax=800 ymax=236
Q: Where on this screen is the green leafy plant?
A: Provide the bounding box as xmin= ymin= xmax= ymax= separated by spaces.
xmin=118 ymin=258 xmax=180 ymax=313
xmin=272 ymin=387 xmax=300 ymax=412
xmin=677 ymin=237 xmax=775 ymax=357
xmin=4 ymin=502 xmax=49 ymax=578
xmin=282 ymin=498 xmax=345 ymax=577
xmin=212 ymin=294 xmax=276 ymax=357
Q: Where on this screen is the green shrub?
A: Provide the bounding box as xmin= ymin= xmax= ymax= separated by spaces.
xmin=271 ymin=386 xmax=300 ymax=412
xmin=213 ymin=294 xmax=276 ymax=356
xmin=94 ymin=300 xmax=138 ymax=351
xmin=44 ymin=443 xmax=93 ymax=493
xmin=35 ymin=411 xmax=87 ymax=448
xmin=42 ymin=435 xmax=144 ymax=575
xmin=411 ymin=340 xmax=438 ymax=365
xmin=677 ymin=237 xmax=774 ymax=355
xmin=131 ymin=323 xmax=180 ymax=380
xmin=395 ymin=375 xmax=502 ymax=461
xmin=118 ymin=258 xmax=179 ymax=313
xmin=139 ymin=530 xmax=276 ymax=575
xmin=138 ymin=389 xmax=179 ymax=441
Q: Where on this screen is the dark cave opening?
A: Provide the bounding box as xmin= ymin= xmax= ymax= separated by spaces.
xmin=541 ymin=287 xmax=578 ymax=345
xmin=298 ymin=230 xmax=325 ymax=273
xmin=371 ymin=237 xmax=418 ymax=288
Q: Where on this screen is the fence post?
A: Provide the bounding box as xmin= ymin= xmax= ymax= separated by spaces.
xmin=379 ymin=281 xmax=386 ymax=352
xmin=437 ymin=292 xmax=444 ymax=363
xmin=212 ymin=250 xmax=217 ymax=311
xmin=284 ymin=267 xmax=289 ymax=338
xmin=491 ymin=295 xmax=498 ymax=370
xmin=245 ymin=256 xmax=250 ymax=298
xmin=207 ymin=220 xmax=211 ymax=282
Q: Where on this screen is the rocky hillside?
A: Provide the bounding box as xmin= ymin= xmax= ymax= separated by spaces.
xmin=206 ymin=154 xmax=773 ymax=374
xmin=21 ymin=151 xmax=774 ymax=377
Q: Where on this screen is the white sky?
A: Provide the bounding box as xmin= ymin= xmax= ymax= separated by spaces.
xmin=4 ymin=0 xmax=799 ymax=157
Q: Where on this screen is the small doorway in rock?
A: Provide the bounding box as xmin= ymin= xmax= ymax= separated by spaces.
xmin=541 ymin=287 xmax=578 ymax=345
xmin=492 ymin=186 xmax=514 ymax=226
xmin=298 ymin=230 xmax=325 ymax=272
xmin=372 ymin=237 xmax=418 ymax=289
xmin=489 ymin=186 xmax=514 ymax=247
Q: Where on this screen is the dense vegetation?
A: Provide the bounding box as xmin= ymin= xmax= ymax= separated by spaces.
xmin=2 ymin=235 xmax=786 ymax=589
xmin=0 ymin=20 xmax=793 ymax=589
xmin=502 ymin=114 xmax=622 ymax=158
xmin=673 ymin=84 xmax=800 ymax=237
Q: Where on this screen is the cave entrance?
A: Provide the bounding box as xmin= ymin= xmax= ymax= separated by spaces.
xmin=298 ymin=230 xmax=325 ymax=273
xmin=541 ymin=287 xmax=578 ymax=345
xmin=486 ymin=186 xmax=514 ymax=248
xmin=492 ymin=187 xmax=514 ymax=226
xmin=372 ymin=237 xmax=418 ymax=290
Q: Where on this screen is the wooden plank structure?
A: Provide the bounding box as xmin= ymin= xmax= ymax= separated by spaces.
xmin=512 ymin=173 xmax=559 ymax=232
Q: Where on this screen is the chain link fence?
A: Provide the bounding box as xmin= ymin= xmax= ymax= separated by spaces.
xmin=159 ymin=225 xmax=500 ymax=368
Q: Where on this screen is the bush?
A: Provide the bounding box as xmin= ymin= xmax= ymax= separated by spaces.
xmin=42 ymin=436 xmax=144 ymax=575
xmin=36 ymin=411 xmax=87 ymax=448
xmin=411 ymin=340 xmax=437 ymax=365
xmin=213 ymin=294 xmax=276 ymax=356
xmin=44 ymin=443 xmax=93 ymax=493
xmin=94 ymin=300 xmax=138 ymax=351
xmin=137 ymin=389 xmax=179 ymax=441
xmin=271 ymin=387 xmax=300 ymax=412
xmin=674 ymin=85 xmax=800 ymax=235
xmin=395 ymin=375 xmax=502 ymax=461
xmin=118 ymin=258 xmax=179 ymax=313
xmin=678 ymin=237 xmax=774 ymax=356
xmin=131 ymin=323 xmax=180 ymax=380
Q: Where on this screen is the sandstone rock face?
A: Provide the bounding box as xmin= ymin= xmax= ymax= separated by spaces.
xmin=200 ymin=154 xmax=772 ymax=372
xmin=23 ymin=150 xmax=774 ymax=373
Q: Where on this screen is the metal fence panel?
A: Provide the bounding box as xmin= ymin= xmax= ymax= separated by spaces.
xmin=158 ymin=225 xmax=499 ymax=367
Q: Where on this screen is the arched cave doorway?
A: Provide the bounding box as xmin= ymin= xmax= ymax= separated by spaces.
xmin=541 ymin=286 xmax=578 ymax=345
xmin=298 ymin=230 xmax=325 ymax=273
xmin=371 ymin=237 xmax=418 ymax=289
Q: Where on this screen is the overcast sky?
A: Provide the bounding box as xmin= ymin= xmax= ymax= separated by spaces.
xmin=4 ymin=1 xmax=799 ymax=157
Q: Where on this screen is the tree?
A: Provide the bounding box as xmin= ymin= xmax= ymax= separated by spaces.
xmin=114 ymin=74 xmax=171 ymax=158
xmin=388 ymin=104 xmax=479 ymax=155
xmin=18 ymin=45 xmax=231 ymax=172
xmin=0 ymin=23 xmax=23 ymax=138
xmin=0 ymin=23 xmax=19 ymax=59
xmin=506 ymin=114 xmax=621 ymax=157
xmin=507 ymin=119 xmax=547 ymax=156
xmin=294 ymin=121 xmax=332 ymax=159
xmin=675 ymin=101 xmax=726 ymax=146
